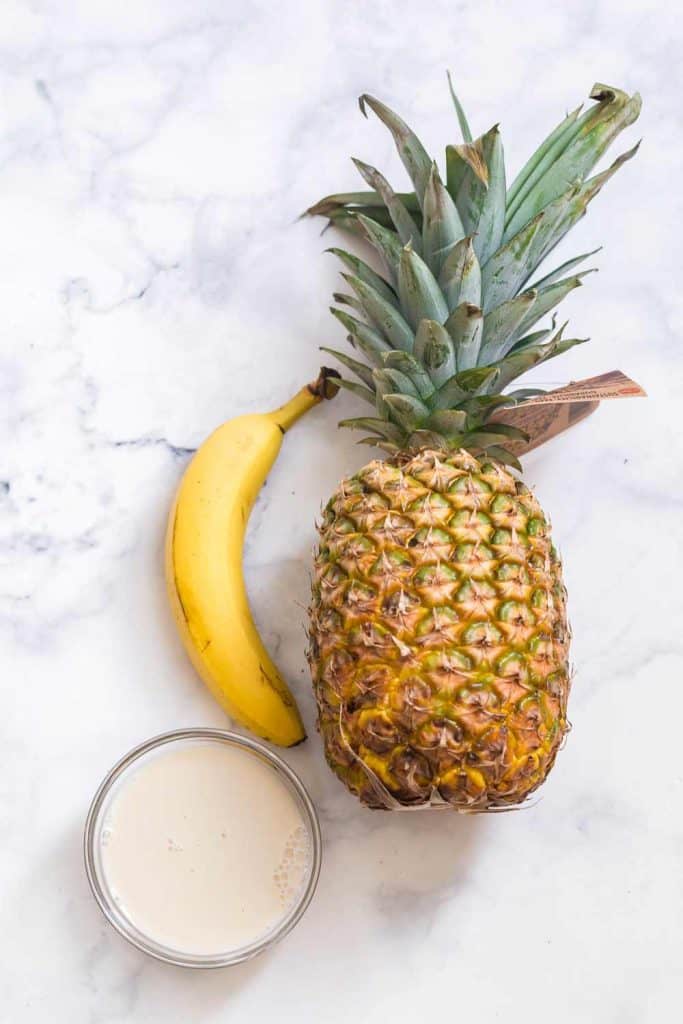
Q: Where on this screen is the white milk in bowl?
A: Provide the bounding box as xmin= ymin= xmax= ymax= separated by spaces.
xmin=85 ymin=731 xmax=320 ymax=966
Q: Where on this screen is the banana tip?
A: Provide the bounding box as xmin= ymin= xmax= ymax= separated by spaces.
xmin=310 ymin=367 xmax=341 ymax=400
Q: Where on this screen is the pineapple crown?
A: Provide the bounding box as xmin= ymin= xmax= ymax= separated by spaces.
xmin=308 ymin=81 xmax=641 ymax=469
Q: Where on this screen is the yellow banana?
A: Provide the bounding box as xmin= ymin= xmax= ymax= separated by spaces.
xmin=165 ymin=369 xmax=339 ymax=746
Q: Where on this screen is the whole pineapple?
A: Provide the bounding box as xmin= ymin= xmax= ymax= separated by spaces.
xmin=307 ymin=82 xmax=641 ymax=810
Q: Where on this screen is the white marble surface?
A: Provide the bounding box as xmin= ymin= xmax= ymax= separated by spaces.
xmin=1 ymin=1 xmax=681 ymax=1020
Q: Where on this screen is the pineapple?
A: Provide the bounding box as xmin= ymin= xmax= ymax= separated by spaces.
xmin=307 ymin=82 xmax=641 ymax=810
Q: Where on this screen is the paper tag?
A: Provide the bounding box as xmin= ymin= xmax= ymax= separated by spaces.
xmin=509 ymin=370 xmax=646 ymax=407
xmin=490 ymin=370 xmax=645 ymax=455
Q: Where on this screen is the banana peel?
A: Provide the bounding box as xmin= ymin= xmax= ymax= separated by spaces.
xmin=165 ymin=368 xmax=339 ymax=746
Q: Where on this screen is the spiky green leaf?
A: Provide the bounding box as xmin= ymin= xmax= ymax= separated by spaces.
xmin=444 ymin=302 xmax=483 ymax=371
xmin=446 ymin=129 xmax=494 ymax=217
xmin=482 ymin=444 xmax=523 ymax=471
xmin=414 ymin=319 xmax=456 ymax=386
xmin=511 ymin=273 xmax=593 ymax=342
xmin=333 ymin=291 xmax=366 ymax=316
xmin=422 ymin=163 xmax=466 ymax=277
xmin=508 ymin=324 xmax=556 ymax=354
xmin=504 ymin=85 xmax=642 ymax=240
xmin=426 ymin=409 xmax=468 ymax=435
xmin=428 ymin=374 xmax=468 ymax=411
xmin=320 ymin=346 xmax=376 ymax=389
xmin=482 ymin=190 xmax=584 ymax=312
xmin=455 ymin=365 xmax=500 ymax=395
xmin=407 ymin=428 xmax=451 ymax=449
xmin=352 ymin=159 xmax=423 ymax=252
xmin=506 ymin=106 xmax=583 ymax=213
xmin=480 ymin=208 xmax=550 ymax=312
xmin=344 ymin=273 xmax=415 ymax=351
xmin=482 ymin=142 xmax=637 ymax=311
xmin=503 ymin=387 xmax=548 ymax=402
xmin=327 ymin=248 xmax=398 ymax=308
xmin=528 ymin=248 xmax=600 ymax=291
xmin=359 ymin=94 xmax=432 ymax=208
xmin=398 ymin=245 xmax=449 ymax=328
xmin=335 ymin=377 xmax=376 ymax=406
xmin=330 ymin=307 xmax=392 ymax=364
xmin=494 ymin=324 xmax=588 ymax=389
xmin=382 ymin=393 xmax=430 ymax=432
xmin=465 ymin=428 xmax=528 ymax=449
xmin=373 ymin=367 xmax=421 ymax=401
xmin=534 ymin=144 xmax=640 ymax=270
xmin=506 ymin=106 xmax=581 ymax=209
xmin=438 ymin=236 xmax=481 ymax=313
xmin=338 ymin=416 xmax=405 ymax=443
xmin=445 ymin=145 xmax=468 ymax=207
xmin=356 ymin=214 xmax=403 ymax=282
xmin=372 ymin=369 xmax=392 ymax=418
xmin=478 ymin=291 xmax=537 ymax=365
xmin=383 ymin=351 xmax=435 ymax=399
xmin=356 ymin=436 xmax=400 ymax=454
xmin=447 ymin=72 xmax=473 ymax=143
xmin=471 ymin=422 xmax=529 ymax=441
xmin=457 ymin=394 xmax=516 ymax=420
xmin=327 ymin=208 xmax=394 ymax=234
xmin=454 ymin=126 xmax=506 ymax=264
xmin=306 ymin=190 xmax=419 ymax=218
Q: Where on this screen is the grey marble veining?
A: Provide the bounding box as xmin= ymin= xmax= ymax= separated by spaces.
xmin=1 ymin=2 xmax=681 ymax=1021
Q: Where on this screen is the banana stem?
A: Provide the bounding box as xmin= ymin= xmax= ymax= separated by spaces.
xmin=269 ymin=367 xmax=340 ymax=432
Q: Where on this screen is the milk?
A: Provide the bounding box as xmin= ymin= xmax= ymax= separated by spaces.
xmin=98 ymin=739 xmax=312 ymax=955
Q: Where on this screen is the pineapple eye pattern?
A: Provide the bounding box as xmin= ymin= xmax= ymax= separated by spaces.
xmin=310 ymin=451 xmax=570 ymax=810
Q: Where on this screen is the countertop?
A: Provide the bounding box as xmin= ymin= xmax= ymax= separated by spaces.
xmin=2 ymin=2 xmax=681 ymax=1021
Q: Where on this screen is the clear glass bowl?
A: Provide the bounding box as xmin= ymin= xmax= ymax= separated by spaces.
xmin=84 ymin=728 xmax=322 ymax=968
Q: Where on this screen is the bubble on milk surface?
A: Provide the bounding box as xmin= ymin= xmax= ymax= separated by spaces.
xmin=273 ymin=824 xmax=311 ymax=910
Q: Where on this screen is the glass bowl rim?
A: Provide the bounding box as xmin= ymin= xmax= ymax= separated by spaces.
xmin=83 ymin=727 xmax=322 ymax=968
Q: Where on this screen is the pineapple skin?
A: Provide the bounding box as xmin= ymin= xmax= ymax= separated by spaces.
xmin=308 ymin=449 xmax=571 ymax=810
